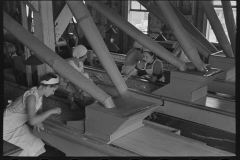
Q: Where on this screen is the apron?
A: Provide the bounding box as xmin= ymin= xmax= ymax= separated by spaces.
xmin=65 ymin=58 xmax=93 ymax=97
xmin=3 ymin=87 xmax=45 ymax=156
xmin=144 ymin=59 xmax=163 ymax=79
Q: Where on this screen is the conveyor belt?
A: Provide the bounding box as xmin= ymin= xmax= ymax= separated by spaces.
xmin=193 ymin=95 xmax=235 ymax=114
xmin=111 ymin=126 xmax=234 ymax=156
xmin=4 ymin=80 xmax=235 ymax=155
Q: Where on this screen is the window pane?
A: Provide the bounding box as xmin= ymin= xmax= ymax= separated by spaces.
xmin=207 ymin=8 xmax=236 ymax=43
xmin=129 ymin=11 xmax=149 ymax=34
xmin=213 ymin=0 xmax=236 ymax=6
xmin=131 ymin=0 xmax=140 ymax=10
xmin=140 ymin=5 xmax=147 ymax=10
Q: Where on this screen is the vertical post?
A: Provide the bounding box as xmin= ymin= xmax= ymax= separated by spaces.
xmin=201 ymin=1 xmax=234 ymax=58
xmin=33 ymin=1 xmax=55 ymax=83
xmin=20 ymin=2 xmax=32 ymax=87
xmin=66 ymin=1 xmax=128 ymax=95
xmin=155 ymin=1 xmax=206 ymax=72
xmin=221 ymin=0 xmax=236 ymax=55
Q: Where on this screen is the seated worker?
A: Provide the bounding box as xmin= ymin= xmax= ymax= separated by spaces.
xmin=61 ymin=45 xmax=95 ymax=110
xmin=3 ymin=72 xmax=62 ymax=156
xmin=123 ymin=48 xmax=165 ymax=83
xmin=121 ymin=40 xmax=144 ymax=75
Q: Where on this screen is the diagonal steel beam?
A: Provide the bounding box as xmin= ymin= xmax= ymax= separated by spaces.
xmin=86 ymin=1 xmax=186 ymax=71
xmin=138 ymin=1 xmax=212 ymax=59
xmin=66 ymin=1 xmax=129 ymax=95
xmin=201 ymin=1 xmax=234 ymax=58
xmin=3 ymin=11 xmax=115 ymax=108
xmin=155 ymin=1 xmax=206 ymax=72
xmin=221 ymin=0 xmax=236 ymax=55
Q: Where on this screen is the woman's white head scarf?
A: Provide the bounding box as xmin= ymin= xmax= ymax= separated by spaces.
xmin=72 ymin=45 xmax=87 ymax=58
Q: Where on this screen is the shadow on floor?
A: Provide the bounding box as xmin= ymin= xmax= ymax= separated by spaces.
xmin=39 ymin=143 xmax=66 ymax=157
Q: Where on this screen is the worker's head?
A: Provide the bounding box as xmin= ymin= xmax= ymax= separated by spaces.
xmin=72 ymin=45 xmax=87 ymax=62
xmin=40 ymin=72 xmax=60 ymax=97
xmin=142 ymin=48 xmax=156 ymax=63
xmin=133 ymin=41 xmax=143 ymax=50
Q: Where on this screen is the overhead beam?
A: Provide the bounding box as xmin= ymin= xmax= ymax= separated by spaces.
xmin=221 ymin=0 xmax=236 ymax=55
xmin=86 ymin=1 xmax=186 ymax=71
xmin=138 ymin=1 xmax=212 ymax=59
xmin=66 ymin=1 xmax=129 ymax=95
xmin=155 ymin=1 xmax=206 ymax=72
xmin=169 ymin=2 xmax=219 ymax=53
xmin=201 ymin=1 xmax=234 ymax=58
xmin=3 ymin=11 xmax=115 ymax=109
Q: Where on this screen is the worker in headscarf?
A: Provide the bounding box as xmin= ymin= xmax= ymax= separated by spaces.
xmin=62 ymin=45 xmax=95 ymax=110
xmin=121 ymin=40 xmax=144 ymax=75
xmin=3 ymin=72 xmax=61 ymax=156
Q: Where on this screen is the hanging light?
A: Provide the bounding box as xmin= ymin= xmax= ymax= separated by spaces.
xmin=105 ymin=24 xmax=117 ymax=35
xmin=105 ymin=24 xmax=119 ymax=52
xmin=154 ymin=33 xmax=167 ymax=41
xmin=107 ymin=38 xmax=119 ymax=52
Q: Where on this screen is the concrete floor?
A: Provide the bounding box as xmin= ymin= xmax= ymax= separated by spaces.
xmin=39 ymin=143 xmax=65 ymax=157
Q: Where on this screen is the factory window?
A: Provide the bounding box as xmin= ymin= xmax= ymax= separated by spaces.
xmin=128 ymin=0 xmax=149 ymax=34
xmin=206 ymin=1 xmax=236 ymax=43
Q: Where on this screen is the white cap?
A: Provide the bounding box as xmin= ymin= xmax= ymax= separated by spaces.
xmin=133 ymin=41 xmax=142 ymax=49
xmin=72 ymin=45 xmax=87 ymax=58
xmin=142 ymin=47 xmax=151 ymax=52
xmin=41 ymin=75 xmax=60 ymax=85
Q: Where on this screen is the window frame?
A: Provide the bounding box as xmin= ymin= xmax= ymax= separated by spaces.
xmin=128 ymin=0 xmax=149 ymax=34
xmin=205 ymin=1 xmax=236 ymax=43
xmin=129 ymin=0 xmax=148 ymax=12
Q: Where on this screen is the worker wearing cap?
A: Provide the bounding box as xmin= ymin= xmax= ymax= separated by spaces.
xmin=62 ymin=45 xmax=95 ymax=110
xmin=121 ymin=41 xmax=144 ymax=75
xmin=123 ymin=47 xmax=165 ymax=83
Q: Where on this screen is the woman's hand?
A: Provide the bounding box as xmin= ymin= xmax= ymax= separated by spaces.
xmin=136 ymin=60 xmax=145 ymax=69
xmin=123 ymin=75 xmax=128 ymax=81
xmin=50 ymin=107 xmax=61 ymax=115
xmin=34 ymin=123 xmax=44 ymax=132
xmin=159 ymin=75 xmax=165 ymax=82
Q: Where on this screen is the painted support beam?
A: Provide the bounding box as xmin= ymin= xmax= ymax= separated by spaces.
xmin=33 ymin=1 xmax=55 ymax=80
xmin=155 ymin=1 xmax=206 ymax=72
xmin=3 ymin=11 xmax=115 ymax=108
xmin=86 ymin=1 xmax=186 ymax=71
xmin=66 ymin=1 xmax=128 ymax=95
xmin=221 ymin=0 xmax=236 ymax=55
xmin=187 ymin=33 xmax=212 ymax=59
xmin=138 ymin=1 xmax=212 ymax=59
xmin=54 ymin=4 xmax=73 ymax=43
xmin=169 ymin=2 xmax=219 ymax=53
xmin=20 ymin=1 xmax=32 ymax=87
xmin=201 ymin=1 xmax=234 ymax=58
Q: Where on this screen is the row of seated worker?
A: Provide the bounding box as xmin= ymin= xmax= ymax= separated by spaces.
xmin=89 ymin=41 xmax=191 ymax=84
xmin=100 ymin=41 xmax=189 ymax=84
